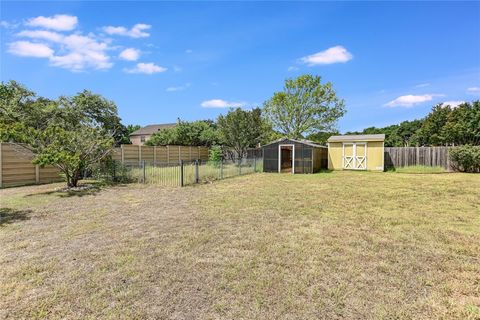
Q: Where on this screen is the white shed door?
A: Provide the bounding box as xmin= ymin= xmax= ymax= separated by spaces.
xmin=343 ymin=143 xmax=367 ymax=170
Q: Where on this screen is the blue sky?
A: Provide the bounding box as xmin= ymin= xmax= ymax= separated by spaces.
xmin=1 ymin=1 xmax=479 ymax=132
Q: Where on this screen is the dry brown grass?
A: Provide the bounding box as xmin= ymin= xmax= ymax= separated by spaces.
xmin=1 ymin=171 xmax=479 ymax=319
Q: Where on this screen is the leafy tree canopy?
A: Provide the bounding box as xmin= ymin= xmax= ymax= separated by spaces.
xmin=263 ymin=74 xmax=346 ymax=139
xmin=217 ymin=107 xmax=268 ymax=158
xmin=346 ymin=101 xmax=479 ymax=147
xmin=145 ymin=120 xmax=219 ymax=147
xmin=0 ymin=80 xmax=122 ymax=187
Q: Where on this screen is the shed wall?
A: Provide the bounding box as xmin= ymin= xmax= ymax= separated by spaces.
xmin=262 ymin=139 xmax=327 ymax=173
xmin=328 ymin=141 xmax=384 ymax=171
xmin=366 ymin=141 xmax=384 ymax=171
xmin=328 ymin=142 xmax=343 ymax=170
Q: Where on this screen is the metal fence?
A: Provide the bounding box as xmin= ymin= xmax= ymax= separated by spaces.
xmin=94 ymin=157 xmax=263 ymax=187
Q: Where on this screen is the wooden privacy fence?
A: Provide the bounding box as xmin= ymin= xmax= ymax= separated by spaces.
xmin=0 ymin=143 xmax=62 ymax=188
xmin=112 ymin=144 xmax=210 ymax=165
xmin=384 ymin=146 xmax=452 ymax=170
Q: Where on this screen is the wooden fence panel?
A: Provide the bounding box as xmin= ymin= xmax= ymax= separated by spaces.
xmin=112 ymin=145 xmax=209 ymax=166
xmin=0 ymin=143 xmax=62 ymax=188
xmin=384 ymin=146 xmax=452 ymax=170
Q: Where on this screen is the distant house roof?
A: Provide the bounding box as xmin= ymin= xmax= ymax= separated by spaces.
xmin=262 ymin=137 xmax=327 ymax=148
xmin=129 ymin=123 xmax=177 ymax=136
xmin=327 ymin=134 xmax=385 ymax=143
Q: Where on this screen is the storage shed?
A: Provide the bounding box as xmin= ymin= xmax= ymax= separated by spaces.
xmin=327 ymin=134 xmax=385 ymax=171
xmin=262 ymin=138 xmax=328 ymax=173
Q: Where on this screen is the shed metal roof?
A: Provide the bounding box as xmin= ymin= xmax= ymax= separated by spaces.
xmin=262 ymin=138 xmax=327 ymax=148
xmin=327 ymin=134 xmax=385 ymax=142
xmin=130 ymin=123 xmax=177 ymax=136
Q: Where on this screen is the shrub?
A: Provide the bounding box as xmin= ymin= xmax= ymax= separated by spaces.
xmin=208 ymin=145 xmax=223 ymax=162
xmin=449 ymin=145 xmax=480 ymax=173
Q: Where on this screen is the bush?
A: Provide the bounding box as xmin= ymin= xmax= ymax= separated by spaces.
xmin=208 ymin=145 xmax=223 ymax=162
xmin=449 ymin=145 xmax=480 ymax=173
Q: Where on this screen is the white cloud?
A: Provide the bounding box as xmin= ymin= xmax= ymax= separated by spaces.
xmin=1 ymin=20 xmax=19 ymax=29
xmin=13 ymin=28 xmax=112 ymax=71
xmin=287 ymin=66 xmax=299 ymax=71
xmin=185 ymin=49 xmax=193 ymax=54
xmin=125 ymin=62 xmax=167 ymax=74
xmin=467 ymin=87 xmax=480 ymax=95
xmin=201 ymin=99 xmax=246 ymax=108
xmin=103 ymin=23 xmax=151 ymax=38
xmin=49 ymin=34 xmax=112 ymax=71
xmin=8 ymin=41 xmax=53 ymax=58
xmin=26 ymin=14 xmax=78 ymax=31
xmin=415 ymin=83 xmax=430 ymax=88
xmin=385 ymin=94 xmax=444 ymax=108
xmin=166 ymin=83 xmax=190 ymax=92
xmin=300 ymin=46 xmax=353 ymax=66
xmin=119 ymin=48 xmax=140 ymax=61
xmin=442 ymin=100 xmax=465 ymax=108
xmin=17 ymin=30 xmax=64 ymax=42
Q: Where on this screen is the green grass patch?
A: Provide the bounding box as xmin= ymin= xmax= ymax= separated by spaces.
xmin=391 ymin=165 xmax=447 ymax=174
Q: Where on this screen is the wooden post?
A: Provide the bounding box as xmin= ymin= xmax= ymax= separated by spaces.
xmin=121 ymin=145 xmax=125 ymax=164
xmin=0 ymin=142 xmax=3 ymax=188
xmin=180 ymin=160 xmax=184 ymax=187
xmin=35 ymin=165 xmax=40 ymax=184
xmin=195 ymin=160 xmax=199 ymax=183
xmin=142 ymin=160 xmax=146 ymax=184
xmin=220 ymin=159 xmax=224 ymax=179
xmin=139 ymin=145 xmax=142 ymax=166
xmin=178 ymin=146 xmax=181 ymax=164
xmin=153 ymin=146 xmax=157 ymax=166
xmin=167 ymin=145 xmax=170 ymax=165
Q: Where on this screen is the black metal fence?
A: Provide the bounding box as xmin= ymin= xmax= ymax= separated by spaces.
xmin=93 ymin=157 xmax=263 ymax=187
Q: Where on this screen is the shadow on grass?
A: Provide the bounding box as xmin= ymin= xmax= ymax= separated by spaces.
xmin=0 ymin=208 xmax=32 ymax=226
xmin=23 ymin=180 xmax=129 ymax=198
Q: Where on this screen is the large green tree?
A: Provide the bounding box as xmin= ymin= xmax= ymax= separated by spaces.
xmin=0 ymin=81 xmax=122 ymax=187
xmin=217 ymin=107 xmax=267 ymax=158
xmin=146 ymin=120 xmax=219 ymax=147
xmin=263 ymin=74 xmax=346 ymax=139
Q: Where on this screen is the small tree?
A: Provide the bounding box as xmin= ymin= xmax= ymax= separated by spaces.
xmin=263 ymin=74 xmax=346 ymax=139
xmin=217 ymin=107 xmax=266 ymax=159
xmin=0 ymin=81 xmax=120 ymax=187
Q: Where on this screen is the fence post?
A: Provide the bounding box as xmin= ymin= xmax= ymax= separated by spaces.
xmin=220 ymin=159 xmax=224 ymax=180
xmin=153 ymin=146 xmax=156 ymax=166
xmin=35 ymin=165 xmax=40 ymax=184
xmin=139 ymin=145 xmax=142 ymax=167
xmin=238 ymin=158 xmax=242 ymax=175
xmin=254 ymin=157 xmax=257 ymax=172
xmin=195 ymin=160 xmax=199 ymax=184
xmin=142 ymin=160 xmax=146 ymax=184
xmin=121 ymin=145 xmax=125 ymax=164
xmin=180 ymin=160 xmax=184 ymax=187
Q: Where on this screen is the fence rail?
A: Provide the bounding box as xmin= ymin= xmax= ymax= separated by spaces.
xmin=384 ymin=146 xmax=452 ymax=170
xmin=95 ymin=157 xmax=263 ymax=187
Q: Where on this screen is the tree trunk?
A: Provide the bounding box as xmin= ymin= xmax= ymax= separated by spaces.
xmin=67 ymin=170 xmax=81 ymax=188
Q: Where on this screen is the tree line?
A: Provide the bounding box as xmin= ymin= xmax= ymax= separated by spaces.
xmin=345 ymin=102 xmax=480 ymax=147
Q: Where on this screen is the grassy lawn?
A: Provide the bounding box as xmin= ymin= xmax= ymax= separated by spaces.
xmin=1 ymin=171 xmax=479 ymax=319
